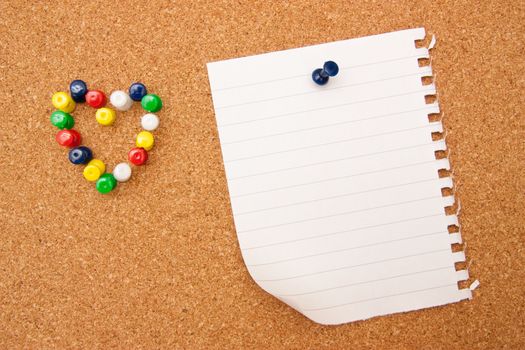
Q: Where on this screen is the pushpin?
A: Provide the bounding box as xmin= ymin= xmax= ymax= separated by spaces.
xmin=56 ymin=129 xmax=81 ymax=148
xmin=110 ymin=90 xmax=133 ymax=111
xmin=83 ymin=159 xmax=106 ymax=182
xmin=141 ymin=113 xmax=159 ymax=131
xmin=96 ymin=173 xmax=117 ymax=194
xmin=128 ymin=147 xmax=148 ymax=165
xmin=312 ymin=61 xmax=339 ymax=85
xmin=68 ymin=146 xmax=93 ymax=165
xmin=69 ymin=80 xmax=88 ymax=102
xmin=129 ymin=82 xmax=147 ymax=101
xmin=95 ymin=107 xmax=116 ymax=126
xmin=50 ymin=111 xmax=74 ymax=129
xmin=136 ymin=131 xmax=154 ymax=151
xmin=85 ymin=90 xmax=107 ymax=108
xmin=141 ymin=94 xmax=162 ymax=113
xmin=113 ymin=162 xmax=132 ymax=182
xmin=52 ymin=92 xmax=76 ymax=113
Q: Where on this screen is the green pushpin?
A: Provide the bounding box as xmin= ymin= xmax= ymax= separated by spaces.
xmin=141 ymin=94 xmax=162 ymax=113
xmin=96 ymin=173 xmax=117 ymax=194
xmin=50 ymin=110 xmax=74 ymax=129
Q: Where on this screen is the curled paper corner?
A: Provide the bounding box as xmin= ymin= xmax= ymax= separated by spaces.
xmin=428 ymin=35 xmax=437 ymax=49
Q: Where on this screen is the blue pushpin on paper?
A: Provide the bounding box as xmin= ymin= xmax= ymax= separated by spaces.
xmin=312 ymin=61 xmax=339 ymax=85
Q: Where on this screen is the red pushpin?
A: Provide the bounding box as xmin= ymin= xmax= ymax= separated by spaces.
xmin=56 ymin=129 xmax=81 ymax=148
xmin=128 ymin=147 xmax=148 ymax=165
xmin=85 ymin=90 xmax=107 ymax=108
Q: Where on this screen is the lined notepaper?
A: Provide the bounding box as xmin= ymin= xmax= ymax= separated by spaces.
xmin=207 ymin=28 xmax=471 ymax=325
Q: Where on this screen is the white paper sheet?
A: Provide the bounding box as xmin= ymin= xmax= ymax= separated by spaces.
xmin=207 ymin=28 xmax=471 ymax=325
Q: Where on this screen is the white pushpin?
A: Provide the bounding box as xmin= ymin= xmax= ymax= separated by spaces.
xmin=110 ymin=90 xmax=133 ymax=111
xmin=113 ymin=162 xmax=132 ymax=182
xmin=141 ymin=113 xmax=160 ymax=131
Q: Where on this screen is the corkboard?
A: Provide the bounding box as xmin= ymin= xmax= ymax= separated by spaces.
xmin=0 ymin=0 xmax=523 ymax=348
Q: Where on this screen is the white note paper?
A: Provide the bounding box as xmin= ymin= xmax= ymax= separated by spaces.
xmin=207 ymin=28 xmax=471 ymax=325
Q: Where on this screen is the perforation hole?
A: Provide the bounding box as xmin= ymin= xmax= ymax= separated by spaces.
xmin=418 ymin=57 xmax=430 ymax=67
xmin=441 ymin=186 xmax=454 ymax=197
xmin=425 ymin=94 xmax=437 ymax=104
xmin=428 ymin=113 xmax=441 ymax=122
xmin=435 ymin=149 xmax=447 ymax=159
xmin=432 ymin=131 xmax=444 ymax=141
xmin=421 ymin=76 xmax=433 ymax=85
xmin=448 ymin=224 xmax=460 ymax=233
xmin=415 ymin=38 xmax=426 ymax=48
xmin=445 ymin=202 xmax=458 ymax=215
xmin=438 ymin=169 xmax=451 ymax=178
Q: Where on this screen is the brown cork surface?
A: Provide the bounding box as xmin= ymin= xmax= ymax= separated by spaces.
xmin=0 ymin=0 xmax=523 ymax=348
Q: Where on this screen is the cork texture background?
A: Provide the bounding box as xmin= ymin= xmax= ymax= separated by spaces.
xmin=0 ymin=0 xmax=524 ymax=348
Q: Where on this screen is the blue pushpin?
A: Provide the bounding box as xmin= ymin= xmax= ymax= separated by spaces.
xmin=129 ymin=82 xmax=148 ymax=101
xmin=68 ymin=146 xmax=93 ymax=165
xmin=312 ymin=61 xmax=339 ymax=85
xmin=69 ymin=79 xmax=88 ymax=103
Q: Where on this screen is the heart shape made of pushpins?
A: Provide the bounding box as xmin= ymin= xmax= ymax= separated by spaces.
xmin=51 ymin=80 xmax=162 ymax=194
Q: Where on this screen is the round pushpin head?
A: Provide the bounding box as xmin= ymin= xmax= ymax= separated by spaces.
xmin=128 ymin=147 xmax=148 ymax=165
xmin=312 ymin=68 xmax=329 ymax=85
xmin=69 ymin=80 xmax=88 ymax=102
xmin=52 ymin=92 xmax=76 ymax=113
xmin=136 ymin=131 xmax=154 ymax=151
xmin=129 ymin=82 xmax=147 ymax=101
xmin=68 ymin=146 xmax=93 ymax=165
xmin=50 ymin=111 xmax=74 ymax=129
xmin=56 ymin=129 xmax=81 ymax=147
xmin=323 ymin=61 xmax=339 ymax=77
xmin=110 ymin=90 xmax=133 ymax=111
xmin=83 ymin=159 xmax=106 ymax=182
xmin=96 ymin=173 xmax=117 ymax=194
xmin=85 ymin=90 xmax=107 ymax=108
xmin=141 ymin=113 xmax=159 ymax=131
xmin=113 ymin=162 xmax=132 ymax=182
xmin=141 ymin=94 xmax=162 ymax=112
xmin=95 ymin=107 xmax=116 ymax=126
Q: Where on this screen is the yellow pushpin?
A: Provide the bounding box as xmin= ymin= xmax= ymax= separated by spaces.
xmin=136 ymin=131 xmax=154 ymax=151
xmin=83 ymin=159 xmax=106 ymax=182
xmin=95 ymin=107 xmax=116 ymax=126
xmin=52 ymin=92 xmax=76 ymax=113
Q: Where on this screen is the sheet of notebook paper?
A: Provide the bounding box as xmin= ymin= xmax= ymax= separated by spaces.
xmin=207 ymin=28 xmax=471 ymax=325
